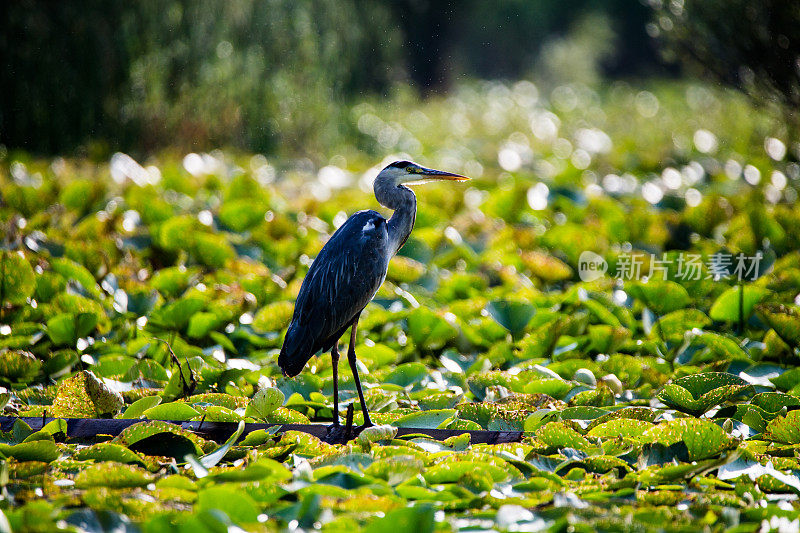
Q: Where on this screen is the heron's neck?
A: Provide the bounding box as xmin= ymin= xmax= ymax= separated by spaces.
xmin=374 ymin=177 xmax=416 ymax=255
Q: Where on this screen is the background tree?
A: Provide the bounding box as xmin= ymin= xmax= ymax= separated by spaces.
xmin=652 ymin=0 xmax=800 ymax=132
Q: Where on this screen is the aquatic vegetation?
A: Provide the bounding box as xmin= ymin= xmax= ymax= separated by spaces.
xmin=1 ymin=80 xmax=799 ymax=531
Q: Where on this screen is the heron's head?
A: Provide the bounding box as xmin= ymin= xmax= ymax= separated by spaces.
xmin=379 ymin=160 xmax=469 ymax=187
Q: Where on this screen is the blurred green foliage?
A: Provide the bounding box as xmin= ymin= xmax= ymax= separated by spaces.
xmin=1 ymin=0 xmax=401 ymax=155
xmin=1 ymin=0 xmax=659 ymax=156
xmin=1 ymin=1 xmax=799 ymax=527
xmin=1 ymin=78 xmax=800 ymax=530
xmin=652 ymin=0 xmax=800 ymax=130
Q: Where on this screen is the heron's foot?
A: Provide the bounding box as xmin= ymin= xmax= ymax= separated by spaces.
xmin=322 ymin=404 xmax=355 ymax=444
xmin=323 ymin=423 xmax=349 ymax=444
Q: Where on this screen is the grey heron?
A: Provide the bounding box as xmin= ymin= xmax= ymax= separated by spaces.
xmin=278 ymin=161 xmax=469 ymax=429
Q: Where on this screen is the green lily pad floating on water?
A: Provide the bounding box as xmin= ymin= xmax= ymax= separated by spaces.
xmin=423 ymin=460 xmax=509 ymax=484
xmin=627 ymin=280 xmax=690 ymax=315
xmin=467 ymin=371 xmax=521 ymax=400
xmin=0 ymin=440 xmax=60 ymax=463
xmin=121 ymin=396 xmax=162 ymax=419
xmin=148 ymin=295 xmax=206 ymax=331
xmin=245 ymin=387 xmax=285 ymax=420
xmin=639 ymin=418 xmax=736 ymax=460
xmin=756 ymin=303 xmax=800 ymax=348
xmin=523 ymin=378 xmax=572 ymax=399
xmin=74 ymin=463 xmax=155 ymax=489
xmin=385 ymin=362 xmax=427 ymax=389
xmin=46 ymin=312 xmax=98 ymax=346
xmin=218 ymin=198 xmax=267 ymax=232
xmin=658 ymin=372 xmax=752 ymax=416
xmin=357 ymin=424 xmax=399 ymax=445
xmin=486 ymin=300 xmax=536 ymax=338
xmin=394 ymin=409 xmax=457 ymax=429
xmin=194 ymin=232 xmax=236 ymax=269
xmin=50 ymin=370 xmax=124 ymax=418
xmin=186 ymin=311 xmax=220 ymax=338
xmin=196 ymin=405 xmax=242 ymax=422
xmin=651 ymin=309 xmax=711 ymax=343
xmin=196 ymin=486 xmax=260 ymax=525
xmin=387 ymin=255 xmax=426 ymax=283
xmin=265 ymin=407 xmax=310 ymax=424
xmin=586 ymin=418 xmax=653 ymax=439
xmin=536 ymin=422 xmax=591 ymax=451
xmin=49 ymin=257 xmax=100 ymax=297
xmin=694 ymin=332 xmax=749 ymax=361
xmin=0 ymin=251 xmax=35 ymax=305
xmin=187 ymin=393 xmax=249 ymax=410
xmin=0 ymin=350 xmax=41 ymax=383
xmin=364 ymin=504 xmax=435 ymax=533
xmin=588 ymin=324 xmax=630 ymax=354
xmin=112 ymin=420 xmax=205 ymax=459
xmin=406 ymin=307 xmax=459 ymax=351
xmin=764 ymin=409 xmax=800 ymax=444
xmin=74 ymin=443 xmax=145 ymax=465
xmin=252 ymin=301 xmax=294 ymax=333
xmin=709 ymin=285 xmax=769 ymax=323
xmin=750 ymin=392 xmax=800 ymax=413
xmin=143 ymin=402 xmax=200 ymax=421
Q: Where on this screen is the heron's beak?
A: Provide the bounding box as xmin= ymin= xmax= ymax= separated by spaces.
xmin=404 ymin=167 xmax=470 ymax=186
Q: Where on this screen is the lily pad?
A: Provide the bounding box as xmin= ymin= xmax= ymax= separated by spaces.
xmin=0 ymin=440 xmax=60 ymax=462
xmin=364 ymin=505 xmax=435 ymax=533
xmin=628 ymin=280 xmax=691 ymax=315
xmin=0 ymin=350 xmax=41 ymax=383
xmin=394 ymin=409 xmax=457 ymax=429
xmin=639 ymin=418 xmax=736 ymax=460
xmin=143 ymin=402 xmax=200 ymax=421
xmin=74 ymin=443 xmax=145 ymax=465
xmin=586 ymin=418 xmax=653 ymax=439
xmin=486 ymin=300 xmax=536 ymax=338
xmin=709 ymin=285 xmax=769 ymax=323
xmin=121 ymin=396 xmax=162 ymax=419
xmin=50 ymin=370 xmax=124 ymax=418
xmin=0 ymin=251 xmax=35 ymax=305
xmin=658 ymin=372 xmax=752 ymax=416
xmin=651 ymin=309 xmax=711 ymax=343
xmin=750 ymin=392 xmax=800 ymax=413
xmin=695 ymin=332 xmax=750 ymax=360
xmin=50 ymin=257 xmax=99 ymax=297
xmin=245 ymin=387 xmax=285 ymax=420
xmin=112 ymin=420 xmax=204 ymax=458
xmin=252 ymin=301 xmax=294 ymax=333
xmin=357 ymin=425 xmax=399 ymax=445
xmin=764 ymin=410 xmax=800 ymax=444
xmin=74 ymin=462 xmax=154 ymax=489
xmin=406 ymin=307 xmax=459 ymax=351
xmin=46 ymin=313 xmax=98 ymax=346
xmin=756 ymin=303 xmax=800 ymax=347
xmin=385 ymin=362 xmax=428 ymax=389
xmin=218 ymin=199 xmax=267 ymax=232
xmin=148 ymin=295 xmax=206 ymax=331
xmin=536 ymin=422 xmax=590 ymax=451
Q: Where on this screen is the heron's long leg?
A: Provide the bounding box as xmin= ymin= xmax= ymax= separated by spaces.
xmin=331 ymin=343 xmax=340 ymax=426
xmin=348 ymin=314 xmax=373 ymax=427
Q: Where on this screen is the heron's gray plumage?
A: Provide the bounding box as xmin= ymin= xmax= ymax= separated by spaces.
xmin=278 ymin=210 xmax=390 ymax=376
xmin=278 ymin=160 xmax=467 ymax=428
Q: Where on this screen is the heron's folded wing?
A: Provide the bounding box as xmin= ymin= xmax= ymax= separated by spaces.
xmin=291 ymin=214 xmax=388 ymax=348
